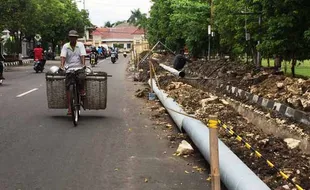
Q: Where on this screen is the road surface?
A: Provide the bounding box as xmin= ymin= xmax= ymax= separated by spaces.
xmin=0 ymin=57 xmax=211 ymax=190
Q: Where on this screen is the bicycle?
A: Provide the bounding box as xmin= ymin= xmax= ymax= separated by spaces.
xmin=65 ymin=66 xmax=86 ymax=126
xmin=46 ymin=66 xmax=111 ymax=127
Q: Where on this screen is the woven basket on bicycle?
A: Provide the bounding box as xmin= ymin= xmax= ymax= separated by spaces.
xmin=46 ymin=71 xmax=108 ymax=110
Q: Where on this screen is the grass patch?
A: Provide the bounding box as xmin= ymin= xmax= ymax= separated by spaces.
xmin=262 ymin=59 xmax=310 ymax=78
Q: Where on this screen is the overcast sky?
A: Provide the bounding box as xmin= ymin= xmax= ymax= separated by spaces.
xmin=76 ymin=0 xmax=153 ymax=27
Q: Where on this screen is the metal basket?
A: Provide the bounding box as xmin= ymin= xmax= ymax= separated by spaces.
xmin=46 ymin=72 xmax=107 ymax=110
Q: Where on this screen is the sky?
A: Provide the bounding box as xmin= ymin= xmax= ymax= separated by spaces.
xmin=76 ymin=0 xmax=153 ymax=27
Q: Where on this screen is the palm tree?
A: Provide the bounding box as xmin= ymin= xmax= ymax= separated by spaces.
xmin=127 ymin=9 xmax=147 ymax=29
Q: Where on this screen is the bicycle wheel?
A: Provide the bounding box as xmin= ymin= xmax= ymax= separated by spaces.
xmin=69 ymin=85 xmax=79 ymax=126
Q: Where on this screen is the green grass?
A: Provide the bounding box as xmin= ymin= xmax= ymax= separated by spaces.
xmin=262 ymin=59 xmax=310 ymax=78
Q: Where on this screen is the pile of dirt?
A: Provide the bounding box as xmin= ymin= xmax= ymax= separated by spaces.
xmin=131 ymin=53 xmax=310 ymax=189
xmin=183 ymin=57 xmax=310 ymax=112
xmin=163 ymin=81 xmax=310 ymax=190
xmin=134 ymin=53 xmax=175 ymax=82
xmin=184 ymin=59 xmax=256 ymax=89
xmin=165 ymin=82 xmax=210 ymax=114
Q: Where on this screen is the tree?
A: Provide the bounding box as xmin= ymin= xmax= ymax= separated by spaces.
xmin=0 ymin=0 xmax=92 ymax=53
xmin=146 ymin=0 xmax=310 ymax=71
xmin=127 ymin=9 xmax=147 ymax=29
xmin=113 ymin=20 xmax=127 ymax=26
xmin=147 ymin=0 xmax=210 ymax=57
xmin=147 ymin=0 xmax=174 ymax=46
xmin=258 ymin=0 xmax=310 ymax=76
xmin=104 ymin=21 xmax=113 ymax=27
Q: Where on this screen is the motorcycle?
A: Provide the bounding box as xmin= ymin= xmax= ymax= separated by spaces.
xmin=33 ymin=59 xmax=44 ymax=73
xmin=123 ymin=52 xmax=127 ymax=58
xmin=111 ymin=53 xmax=116 ymax=64
xmin=46 ymin=51 xmax=55 ymax=60
xmin=90 ymin=52 xmax=96 ymax=67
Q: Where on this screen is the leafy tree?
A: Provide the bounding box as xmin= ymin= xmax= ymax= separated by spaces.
xmin=147 ymin=0 xmax=174 ymax=46
xmin=258 ymin=0 xmax=310 ymax=76
xmin=104 ymin=21 xmax=113 ymax=28
xmin=147 ymin=0 xmax=210 ymax=57
xmin=0 ymin=0 xmax=92 ymax=53
xmin=128 ymin=8 xmax=147 ymax=29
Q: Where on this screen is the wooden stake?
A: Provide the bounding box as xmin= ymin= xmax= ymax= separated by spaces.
xmin=208 ymin=115 xmax=221 ymax=190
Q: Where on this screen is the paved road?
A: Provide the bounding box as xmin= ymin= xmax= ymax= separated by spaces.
xmin=0 ymin=57 xmax=211 ymax=190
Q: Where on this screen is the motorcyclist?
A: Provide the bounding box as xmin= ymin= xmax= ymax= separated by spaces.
xmin=173 ymin=49 xmax=192 ymax=71
xmin=97 ymin=46 xmax=103 ymax=57
xmin=60 ymin=30 xmax=87 ymax=115
xmin=114 ymin=47 xmax=119 ymax=59
xmin=34 ymin=44 xmax=44 ymax=62
xmin=91 ymin=46 xmax=98 ymax=63
xmin=111 ymin=48 xmax=117 ymax=57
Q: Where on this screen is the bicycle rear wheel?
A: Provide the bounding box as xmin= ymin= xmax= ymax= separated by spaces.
xmin=69 ymin=85 xmax=79 ymax=126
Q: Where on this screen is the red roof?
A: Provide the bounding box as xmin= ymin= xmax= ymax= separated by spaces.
xmin=132 ymin=28 xmax=145 ymax=35
xmin=91 ymin=26 xmax=145 ymax=40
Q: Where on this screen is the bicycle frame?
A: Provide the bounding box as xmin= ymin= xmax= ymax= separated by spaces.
xmin=67 ymin=69 xmax=85 ymax=126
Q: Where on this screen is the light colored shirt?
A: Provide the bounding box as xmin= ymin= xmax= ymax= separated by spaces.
xmin=60 ymin=42 xmax=86 ymax=70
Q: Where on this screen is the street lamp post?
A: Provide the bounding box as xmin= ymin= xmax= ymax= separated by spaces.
xmin=208 ymin=25 xmax=211 ymax=60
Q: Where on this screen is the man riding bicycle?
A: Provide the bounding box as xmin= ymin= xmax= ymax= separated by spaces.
xmin=60 ymin=30 xmax=87 ymax=115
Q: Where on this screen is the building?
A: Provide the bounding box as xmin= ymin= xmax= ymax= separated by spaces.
xmin=90 ymin=23 xmax=147 ymax=52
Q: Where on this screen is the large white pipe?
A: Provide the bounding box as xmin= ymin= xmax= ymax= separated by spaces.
xmin=148 ymin=79 xmax=270 ymax=190
xmin=148 ymin=79 xmax=189 ymax=130
xmin=159 ymin=64 xmax=185 ymax=78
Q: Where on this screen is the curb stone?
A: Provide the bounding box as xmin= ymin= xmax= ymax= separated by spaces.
xmin=3 ymin=59 xmax=33 ymax=68
xmin=217 ymin=83 xmax=310 ymax=126
xmin=169 ymin=68 xmax=309 ymax=125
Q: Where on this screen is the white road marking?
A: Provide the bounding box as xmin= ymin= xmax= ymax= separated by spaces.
xmin=16 ymin=88 xmax=38 ymax=97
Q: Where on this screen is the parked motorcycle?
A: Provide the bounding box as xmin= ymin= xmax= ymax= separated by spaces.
xmin=90 ymin=52 xmax=96 ymax=67
xmin=111 ymin=53 xmax=116 ymax=64
xmin=123 ymin=52 xmax=127 ymax=58
xmin=28 ymin=49 xmax=34 ymax=58
xmin=46 ymin=51 xmax=55 ymax=60
xmin=33 ymin=59 xmax=44 ymax=73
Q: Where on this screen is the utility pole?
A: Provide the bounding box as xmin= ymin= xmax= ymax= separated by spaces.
xmin=208 ymin=0 xmax=213 ymax=61
xmin=83 ymin=0 xmax=87 ymax=43
xmin=76 ymin=0 xmax=87 ymax=42
xmin=257 ymin=14 xmax=262 ymax=68
xmin=208 ymin=25 xmax=211 ymax=60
